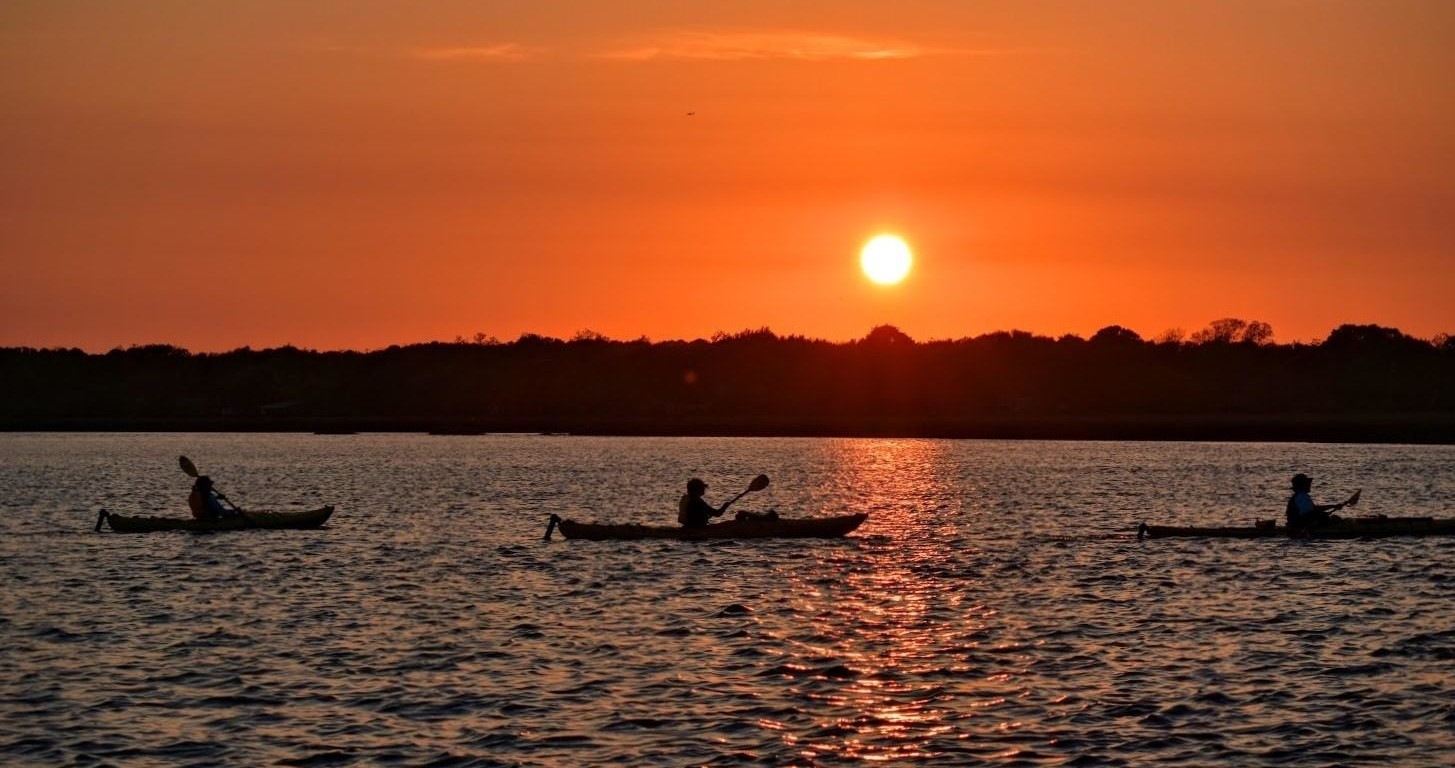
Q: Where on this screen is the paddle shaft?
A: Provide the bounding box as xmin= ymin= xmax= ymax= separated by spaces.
xmin=720 ymin=474 xmax=771 ymax=514
xmin=179 ymin=455 xmax=248 ymax=518
xmin=195 ymin=480 xmax=243 ymax=513
xmin=1327 ymin=489 xmax=1361 ymax=513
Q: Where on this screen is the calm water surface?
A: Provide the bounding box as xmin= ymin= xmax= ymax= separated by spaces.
xmin=1 ymin=434 xmax=1453 ymax=767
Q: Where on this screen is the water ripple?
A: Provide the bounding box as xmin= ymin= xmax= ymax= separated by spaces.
xmin=2 ymin=435 xmax=1454 ymax=766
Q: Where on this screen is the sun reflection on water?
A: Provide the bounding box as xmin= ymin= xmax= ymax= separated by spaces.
xmin=772 ymin=439 xmax=1014 ymax=761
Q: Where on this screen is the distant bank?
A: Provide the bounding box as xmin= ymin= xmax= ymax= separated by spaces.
xmin=5 ymin=321 xmax=1454 ymax=444
xmin=6 ymin=414 xmax=1455 ymax=444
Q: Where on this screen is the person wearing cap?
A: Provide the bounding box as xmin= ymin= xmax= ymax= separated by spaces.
xmin=188 ymin=475 xmax=233 ymax=520
xmin=1284 ymin=473 xmax=1350 ymax=532
xmin=677 ymin=477 xmax=738 ymax=528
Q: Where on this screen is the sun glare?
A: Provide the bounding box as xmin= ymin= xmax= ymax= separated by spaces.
xmin=860 ymin=235 xmax=913 ymax=285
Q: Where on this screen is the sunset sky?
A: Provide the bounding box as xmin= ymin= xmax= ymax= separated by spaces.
xmin=4 ymin=1 xmax=1453 ymax=351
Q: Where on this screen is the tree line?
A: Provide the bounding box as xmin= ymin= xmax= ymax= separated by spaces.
xmin=4 ymin=320 xmax=1454 ymax=441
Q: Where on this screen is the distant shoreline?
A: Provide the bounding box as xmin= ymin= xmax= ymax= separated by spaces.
xmin=7 ymin=329 xmax=1454 ymax=445
xmin=6 ymin=414 xmax=1455 ymax=444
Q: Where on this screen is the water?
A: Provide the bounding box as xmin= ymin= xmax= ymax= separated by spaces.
xmin=1 ymin=434 xmax=1453 ymax=767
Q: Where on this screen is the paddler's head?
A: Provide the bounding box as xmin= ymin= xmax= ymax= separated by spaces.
xmin=687 ymin=478 xmax=707 ymax=497
xmin=1291 ymin=473 xmax=1312 ymax=492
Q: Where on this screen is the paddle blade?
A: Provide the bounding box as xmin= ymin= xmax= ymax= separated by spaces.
xmin=179 ymin=455 xmax=199 ymax=477
xmin=748 ymin=474 xmax=770 ymax=492
xmin=1346 ymin=488 xmax=1361 ymax=507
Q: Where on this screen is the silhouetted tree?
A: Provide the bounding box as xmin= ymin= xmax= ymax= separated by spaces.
xmin=571 ymin=329 xmax=609 ymax=343
xmin=862 ymin=325 xmax=914 ymax=346
xmin=1155 ymin=328 xmax=1187 ymax=345
xmin=1090 ymin=325 xmax=1143 ymax=345
xmin=1242 ymin=321 xmax=1274 ymax=345
xmin=1191 ymin=318 xmax=1274 ymax=345
xmin=1324 ymin=324 xmax=1420 ymax=350
xmin=712 ymin=327 xmax=778 ymax=343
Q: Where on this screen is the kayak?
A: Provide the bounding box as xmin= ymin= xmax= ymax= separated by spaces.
xmin=1137 ymin=515 xmax=1455 ymax=540
xmin=548 ymin=513 xmax=868 ymax=541
xmin=96 ymin=506 xmax=335 ymax=533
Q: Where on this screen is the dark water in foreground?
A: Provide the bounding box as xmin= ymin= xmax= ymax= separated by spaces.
xmin=2 ymin=434 xmax=1453 ymax=767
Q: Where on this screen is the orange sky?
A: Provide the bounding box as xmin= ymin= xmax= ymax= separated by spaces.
xmin=3 ymin=1 xmax=1453 ymax=351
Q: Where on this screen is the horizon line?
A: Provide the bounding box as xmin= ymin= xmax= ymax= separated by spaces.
xmin=4 ymin=320 xmax=1447 ymax=356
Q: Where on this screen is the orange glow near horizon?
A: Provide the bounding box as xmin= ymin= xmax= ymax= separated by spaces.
xmin=2 ymin=2 xmax=1454 ymax=351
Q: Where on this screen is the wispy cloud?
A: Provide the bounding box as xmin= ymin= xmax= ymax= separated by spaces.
xmin=310 ymin=31 xmax=1010 ymax=65
xmin=411 ymin=43 xmax=539 ymax=61
xmin=599 ymin=30 xmax=998 ymax=62
xmin=303 ymin=40 xmax=541 ymax=62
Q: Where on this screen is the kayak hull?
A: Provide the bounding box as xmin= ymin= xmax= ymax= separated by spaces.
xmin=1138 ymin=515 xmax=1455 ymax=540
xmin=556 ymin=513 xmax=868 ymax=541
xmin=99 ymin=506 xmax=335 ymax=533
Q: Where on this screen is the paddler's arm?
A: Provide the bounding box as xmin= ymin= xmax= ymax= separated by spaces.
xmin=686 ymin=496 xmax=724 ymax=521
xmin=1318 ymin=490 xmax=1360 ymax=513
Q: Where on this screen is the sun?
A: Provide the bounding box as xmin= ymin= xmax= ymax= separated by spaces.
xmin=860 ymin=234 xmax=913 ymax=285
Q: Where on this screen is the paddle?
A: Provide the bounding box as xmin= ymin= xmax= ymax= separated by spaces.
xmin=1332 ymin=488 xmax=1361 ymax=514
xmin=178 ymin=455 xmax=247 ymax=517
xmin=722 ymin=474 xmax=770 ymax=513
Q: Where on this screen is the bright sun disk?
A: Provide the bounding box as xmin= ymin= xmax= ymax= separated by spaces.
xmin=860 ymin=234 xmax=913 ymax=285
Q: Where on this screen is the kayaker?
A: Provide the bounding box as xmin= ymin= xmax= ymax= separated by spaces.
xmin=678 ymin=478 xmax=736 ymax=528
xmin=188 ymin=475 xmax=234 ymax=520
xmin=1285 ymin=473 xmax=1348 ymax=531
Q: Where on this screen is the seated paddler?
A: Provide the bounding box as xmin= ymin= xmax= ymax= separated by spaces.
xmin=678 ymin=477 xmax=735 ymax=528
xmin=1285 ymin=473 xmax=1352 ymax=532
xmin=188 ymin=475 xmax=235 ymax=520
